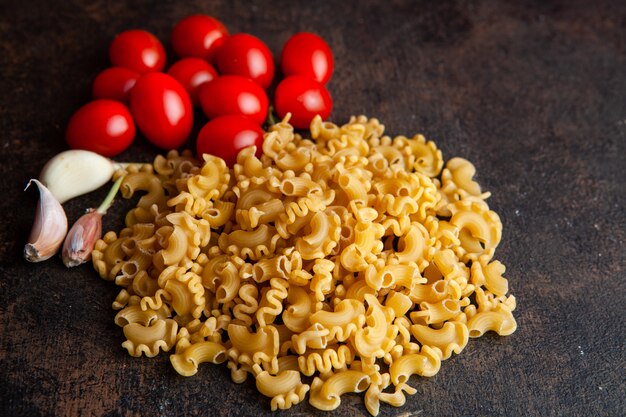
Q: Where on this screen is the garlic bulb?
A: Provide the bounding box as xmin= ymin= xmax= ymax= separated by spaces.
xmin=39 ymin=150 xmax=116 ymax=203
xmin=24 ymin=179 xmax=68 ymax=262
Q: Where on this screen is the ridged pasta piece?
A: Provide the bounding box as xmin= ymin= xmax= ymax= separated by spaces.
xmin=471 ymin=259 xmax=509 ymax=296
xmin=170 ymin=341 xmax=227 ymax=376
xmin=228 ymin=324 xmax=279 ymax=365
xmin=310 ymin=299 xmax=366 ymax=342
xmin=410 ymin=279 xmax=462 ymax=304
xmin=389 ymin=345 xmax=441 ymax=384
xmin=232 ymin=284 xmax=259 ymax=327
xmin=291 ymin=323 xmax=331 ymax=355
xmin=296 ymin=211 xmax=341 ymax=260
xmin=218 ymin=224 xmax=283 ymax=261
xmin=467 ymin=304 xmax=517 ymax=337
xmin=163 ymin=269 xmax=205 ymax=319
xmin=255 ymin=369 xmax=310 ymax=411
xmin=410 ymin=297 xmax=469 ymax=325
xmin=256 ymin=278 xmax=289 ymax=327
xmin=309 ymin=259 xmax=335 ymax=303
xmin=121 ymin=172 xmax=167 ymax=210
xmin=384 ymin=292 xmax=413 ymax=318
xmin=353 ymin=294 xmax=397 ymax=359
xmin=122 ymin=318 xmax=178 ymax=358
xmin=298 ymin=345 xmax=355 ymax=376
xmin=410 ymin=321 xmax=469 ymax=360
xmin=308 ymin=370 xmax=371 ymax=411
xmin=449 ymin=200 xmax=502 ymax=262
xmin=283 ymin=286 xmax=315 ymax=333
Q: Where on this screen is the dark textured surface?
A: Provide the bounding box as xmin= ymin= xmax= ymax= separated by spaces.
xmin=1 ymin=1 xmax=625 ymax=416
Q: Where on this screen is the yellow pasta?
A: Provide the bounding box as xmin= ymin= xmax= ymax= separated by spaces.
xmin=410 ymin=321 xmax=469 ymax=360
xmin=170 ymin=341 xmax=227 ymax=376
xmin=309 ymin=370 xmax=371 ymax=411
xmin=94 ymin=114 xmax=517 ymax=416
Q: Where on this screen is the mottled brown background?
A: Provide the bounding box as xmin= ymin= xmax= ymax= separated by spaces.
xmin=1 ymin=0 xmax=624 ymax=416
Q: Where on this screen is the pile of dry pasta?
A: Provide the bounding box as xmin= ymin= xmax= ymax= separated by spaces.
xmin=92 ymin=114 xmax=517 ymax=415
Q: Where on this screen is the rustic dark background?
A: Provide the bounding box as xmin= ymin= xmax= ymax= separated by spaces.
xmin=1 ymin=0 xmax=624 ymax=416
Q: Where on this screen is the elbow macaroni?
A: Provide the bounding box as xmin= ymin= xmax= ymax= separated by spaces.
xmin=93 ymin=115 xmax=517 ymax=416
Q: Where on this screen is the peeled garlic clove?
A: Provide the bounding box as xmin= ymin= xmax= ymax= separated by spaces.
xmin=39 ymin=150 xmax=116 ymax=204
xmin=24 ymin=179 xmax=68 ymax=262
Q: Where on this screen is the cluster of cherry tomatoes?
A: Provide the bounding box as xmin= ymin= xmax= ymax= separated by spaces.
xmin=65 ymin=15 xmax=334 ymax=165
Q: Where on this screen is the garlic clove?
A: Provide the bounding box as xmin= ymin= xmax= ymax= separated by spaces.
xmin=61 ymin=174 xmax=124 ymax=268
xmin=61 ymin=209 xmax=103 ymax=267
xmin=24 ymin=179 xmax=69 ymax=262
xmin=39 ymin=150 xmax=116 ymax=204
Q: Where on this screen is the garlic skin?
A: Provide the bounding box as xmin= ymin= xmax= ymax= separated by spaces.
xmin=39 ymin=150 xmax=116 ymax=203
xmin=24 ymin=179 xmax=69 ymax=262
xmin=61 ymin=209 xmax=103 ymax=267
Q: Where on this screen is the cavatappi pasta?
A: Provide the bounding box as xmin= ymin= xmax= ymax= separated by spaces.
xmin=92 ymin=115 xmax=517 ymax=415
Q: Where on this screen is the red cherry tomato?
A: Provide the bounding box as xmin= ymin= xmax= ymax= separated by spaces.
xmin=109 ymin=30 xmax=166 ymax=74
xmin=196 ymin=115 xmax=264 ymax=166
xmin=92 ymin=67 xmax=140 ymax=102
xmin=66 ymin=100 xmax=135 ymax=157
xmin=167 ymin=58 xmax=218 ymax=105
xmin=274 ymin=75 xmax=332 ymax=129
xmin=280 ymin=32 xmax=334 ymax=85
xmin=216 ymin=34 xmax=274 ymax=89
xmin=130 ymin=73 xmax=193 ymax=149
xmin=197 ymin=75 xmax=268 ymax=125
xmin=171 ymin=14 xmax=228 ymax=64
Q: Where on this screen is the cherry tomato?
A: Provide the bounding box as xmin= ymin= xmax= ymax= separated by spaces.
xmin=274 ymin=75 xmax=332 ymax=129
xmin=130 ymin=73 xmax=193 ymax=149
xmin=109 ymin=30 xmax=166 ymax=74
xmin=196 ymin=115 xmax=264 ymax=166
xmin=280 ymin=32 xmax=334 ymax=85
xmin=216 ymin=34 xmax=274 ymax=89
xmin=167 ymin=58 xmax=218 ymax=105
xmin=197 ymin=75 xmax=268 ymax=125
xmin=66 ymin=100 xmax=135 ymax=157
xmin=92 ymin=67 xmax=140 ymax=102
xmin=171 ymin=14 xmax=228 ymax=64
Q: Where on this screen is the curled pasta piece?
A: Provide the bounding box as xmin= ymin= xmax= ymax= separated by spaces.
xmin=163 ymin=269 xmax=205 ymax=319
xmin=410 ymin=279 xmax=462 ymax=304
xmin=218 ymin=224 xmax=283 ymax=261
xmin=232 ymin=284 xmax=259 ymax=327
xmin=170 ymin=341 xmax=227 ymax=376
xmin=215 ymin=261 xmax=240 ymax=304
xmin=291 ymin=323 xmax=331 ymax=355
xmin=407 ymin=134 xmax=443 ymax=177
xmin=298 ymin=345 xmax=355 ymax=376
xmin=467 ymin=304 xmax=517 ymax=337
xmin=449 ymin=200 xmax=502 ymax=262
xmin=280 ymin=176 xmax=322 ymax=197
xmin=309 ymin=371 xmax=371 ymax=411
xmin=283 ymin=286 xmax=315 ymax=333
xmin=410 ymin=321 xmax=469 ymax=360
xmin=411 ymin=297 xmax=469 ymax=325
xmin=353 ymin=294 xmax=396 ymax=359
xmin=121 ymin=172 xmax=166 ymax=209
xmin=296 ymin=211 xmax=341 ymax=260
xmin=389 ymin=345 xmax=441 ymax=384
xmin=122 ymin=318 xmax=178 ymax=358
xmin=256 ymin=278 xmax=289 ymax=327
xmin=228 ymin=324 xmax=279 ymax=364
xmin=255 ymin=370 xmax=309 ymax=411
xmin=471 ymin=260 xmax=509 ymax=297
xmin=155 ymin=226 xmax=188 ymax=267
xmin=310 ymin=299 xmax=366 ymax=342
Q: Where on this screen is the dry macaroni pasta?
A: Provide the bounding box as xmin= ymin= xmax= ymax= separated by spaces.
xmin=93 ymin=116 xmax=517 ymax=415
